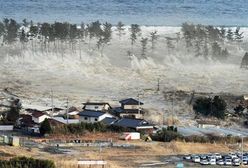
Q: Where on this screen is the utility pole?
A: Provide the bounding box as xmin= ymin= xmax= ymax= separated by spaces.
xmin=66 ymin=97 xmax=69 ymax=125
xmin=51 ymin=89 xmax=54 ymax=116
xmin=157 ymin=78 xmax=160 ymax=92
xmin=242 ymin=135 xmax=244 ymax=166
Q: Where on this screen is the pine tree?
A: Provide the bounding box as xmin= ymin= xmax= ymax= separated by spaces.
xmin=116 ymin=21 xmax=125 ymax=39
xmin=150 ymin=30 xmax=158 ymax=51
xmin=234 ymin=27 xmax=244 ymax=42
xmin=40 ymin=119 xmax=52 ymax=135
xmin=129 ymin=24 xmax=141 ymax=50
xmin=140 ymin=37 xmax=148 ymax=58
xmin=226 ymin=28 xmax=233 ymax=41
xmin=241 ymin=52 xmax=248 ymax=69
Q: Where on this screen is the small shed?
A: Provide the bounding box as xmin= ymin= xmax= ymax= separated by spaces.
xmin=197 ymin=120 xmax=220 ymax=129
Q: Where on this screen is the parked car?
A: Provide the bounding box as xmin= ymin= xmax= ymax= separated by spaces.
xmin=215 ymin=153 xmax=222 ymax=160
xmin=192 ymin=156 xmax=200 ymax=163
xmin=224 ymin=159 xmax=232 ymax=166
xmin=183 ymin=155 xmax=191 ymax=160
xmin=216 ymin=159 xmax=224 ymax=165
xmin=209 ymin=159 xmax=216 ymax=165
xmin=229 ymin=153 xmax=237 ymax=159
xmin=233 ymin=160 xmax=240 ymax=166
xmin=200 ymin=159 xmax=209 ymax=165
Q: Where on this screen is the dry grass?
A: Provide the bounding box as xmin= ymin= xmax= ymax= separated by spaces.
xmin=0 ymin=140 xmax=245 ymax=168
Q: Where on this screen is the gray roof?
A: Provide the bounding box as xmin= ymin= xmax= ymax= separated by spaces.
xmin=114 ymin=107 xmax=144 ymax=114
xmin=113 ymin=118 xmax=152 ymax=129
xmin=101 ymin=117 xmax=117 ymax=125
xmin=119 ymin=98 xmax=144 ymax=105
xmin=78 ymin=110 xmax=105 ymax=117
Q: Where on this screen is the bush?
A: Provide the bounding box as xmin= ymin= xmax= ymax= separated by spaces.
xmin=0 ymin=156 xmax=55 ymax=168
xmin=152 ymin=127 xmax=182 ymax=142
xmin=193 ymin=96 xmax=226 ymax=119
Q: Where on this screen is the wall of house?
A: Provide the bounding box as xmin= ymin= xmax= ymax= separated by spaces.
xmin=123 ymin=105 xmax=141 ymax=110
xmin=32 ymin=115 xmax=50 ymax=123
xmin=198 ymin=124 xmax=219 ymax=129
xmin=120 ymin=113 xmax=143 ymax=119
xmin=84 ymin=105 xmax=110 ymax=111
xmin=80 ymin=113 xmax=113 ymax=123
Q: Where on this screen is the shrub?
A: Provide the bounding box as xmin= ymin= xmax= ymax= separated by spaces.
xmin=0 ymin=156 xmax=55 ymax=168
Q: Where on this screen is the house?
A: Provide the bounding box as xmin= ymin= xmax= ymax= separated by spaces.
xmin=113 ymin=98 xmax=144 ymax=119
xmin=101 ymin=117 xmax=117 ymax=125
xmin=32 ymin=111 xmax=50 ymax=124
xmin=82 ymin=102 xmax=112 ymax=112
xmin=52 ymin=117 xmax=80 ymax=124
xmin=17 ymin=114 xmax=40 ymax=134
xmin=23 ymin=104 xmax=64 ymax=116
xmin=197 ymin=120 xmax=220 ymax=129
xmin=78 ymin=110 xmax=114 ymax=123
xmin=113 ymin=118 xmax=154 ymax=133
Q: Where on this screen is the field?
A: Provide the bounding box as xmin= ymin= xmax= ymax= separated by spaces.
xmin=0 ymin=137 xmax=242 ymax=168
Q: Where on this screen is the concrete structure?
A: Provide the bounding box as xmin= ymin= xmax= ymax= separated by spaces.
xmin=0 ymin=125 xmax=14 ymax=131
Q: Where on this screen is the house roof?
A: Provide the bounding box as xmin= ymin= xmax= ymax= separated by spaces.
xmin=23 ymin=104 xmax=64 ymax=112
xmin=119 ymin=98 xmax=144 ymax=105
xmin=47 ymin=118 xmax=65 ymax=127
xmin=114 ymin=107 xmax=144 ymax=114
xmin=32 ymin=111 xmax=47 ymax=118
xmin=113 ymin=118 xmax=152 ymax=129
xmin=101 ymin=117 xmax=117 ymax=125
xmin=82 ymin=102 xmax=110 ymax=106
xmin=19 ymin=114 xmax=36 ymax=127
xmin=78 ymin=110 xmax=106 ymax=118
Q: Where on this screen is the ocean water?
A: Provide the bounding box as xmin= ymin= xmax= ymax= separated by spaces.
xmin=0 ymin=0 xmax=247 ymax=26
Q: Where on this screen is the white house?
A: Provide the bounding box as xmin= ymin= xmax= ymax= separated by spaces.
xmin=52 ymin=117 xmax=80 ymax=124
xmin=78 ymin=110 xmax=114 ymax=123
xmin=32 ymin=111 xmax=50 ymax=124
xmin=82 ymin=102 xmax=112 ymax=112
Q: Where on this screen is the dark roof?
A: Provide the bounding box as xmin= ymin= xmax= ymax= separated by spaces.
xmin=32 ymin=111 xmax=47 ymax=118
xmin=113 ymin=118 xmax=152 ymax=129
xmin=101 ymin=117 xmax=117 ymax=125
xmin=114 ymin=107 xmax=144 ymax=114
xmin=47 ymin=118 xmax=65 ymax=127
xmin=82 ymin=102 xmax=110 ymax=106
xmin=78 ymin=110 xmax=105 ymax=117
xmin=119 ymin=98 xmax=144 ymax=105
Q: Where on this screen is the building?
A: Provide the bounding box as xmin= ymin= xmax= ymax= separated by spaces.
xmin=23 ymin=104 xmax=64 ymax=116
xmin=113 ymin=98 xmax=144 ymax=119
xmin=113 ymin=118 xmax=154 ymax=133
xmin=32 ymin=111 xmax=50 ymax=124
xmin=82 ymin=102 xmax=112 ymax=112
xmin=78 ymin=110 xmax=114 ymax=123
xmin=197 ymin=120 xmax=220 ymax=129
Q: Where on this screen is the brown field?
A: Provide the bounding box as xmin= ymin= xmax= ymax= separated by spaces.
xmin=0 ymin=138 xmax=244 ymax=168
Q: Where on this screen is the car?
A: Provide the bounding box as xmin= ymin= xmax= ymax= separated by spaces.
xmin=216 ymin=159 xmax=224 ymax=165
xmin=192 ymin=156 xmax=200 ymax=163
xmin=243 ymin=156 xmax=248 ymax=165
xmin=224 ymin=159 xmax=232 ymax=165
xmin=233 ymin=157 xmax=240 ymax=162
xmin=209 ymin=159 xmax=216 ymax=165
xmin=183 ymin=155 xmax=191 ymax=160
xmin=233 ymin=160 xmax=240 ymax=166
xmin=200 ymin=159 xmax=209 ymax=165
xmin=215 ymin=153 xmax=222 ymax=160
xmin=229 ymin=153 xmax=237 ymax=159
xmin=200 ymin=154 xmax=207 ymax=160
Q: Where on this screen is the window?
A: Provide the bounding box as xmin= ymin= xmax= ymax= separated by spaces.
xmin=95 ymin=118 xmax=98 ymax=121
xmin=84 ymin=117 xmax=88 ymax=120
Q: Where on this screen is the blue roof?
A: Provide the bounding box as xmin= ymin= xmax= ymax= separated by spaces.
xmin=101 ymin=117 xmax=117 ymax=125
xmin=78 ymin=110 xmax=105 ymax=117
xmin=113 ymin=118 xmax=151 ymax=129
xmin=119 ymin=98 xmax=144 ymax=105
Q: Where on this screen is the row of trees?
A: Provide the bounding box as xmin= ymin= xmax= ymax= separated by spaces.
xmin=40 ymin=119 xmax=132 ymax=135
xmin=0 ymin=18 xmax=246 ymax=62
xmin=181 ymin=23 xmax=243 ymax=60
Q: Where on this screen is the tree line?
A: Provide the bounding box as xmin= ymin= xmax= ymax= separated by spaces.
xmin=0 ymin=18 xmax=246 ymax=64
